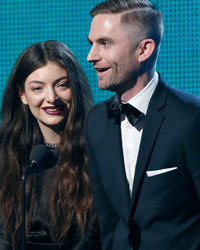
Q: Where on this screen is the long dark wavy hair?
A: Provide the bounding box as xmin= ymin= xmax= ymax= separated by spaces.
xmin=0 ymin=40 xmax=94 ymax=247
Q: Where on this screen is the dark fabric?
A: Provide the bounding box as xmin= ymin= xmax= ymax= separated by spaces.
xmin=0 ymin=226 xmax=101 ymax=250
xmin=84 ymin=74 xmax=200 ymax=250
xmin=0 ymin=167 xmax=101 ymax=250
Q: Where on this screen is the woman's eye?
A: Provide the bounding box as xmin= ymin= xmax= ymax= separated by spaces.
xmin=32 ymin=86 xmax=42 ymax=91
xmin=57 ymin=82 xmax=68 ymax=88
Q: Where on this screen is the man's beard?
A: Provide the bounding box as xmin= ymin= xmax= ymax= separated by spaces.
xmin=100 ymin=63 xmax=138 ymax=94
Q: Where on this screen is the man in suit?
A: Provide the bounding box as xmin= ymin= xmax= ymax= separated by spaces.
xmin=84 ymin=0 xmax=200 ymax=249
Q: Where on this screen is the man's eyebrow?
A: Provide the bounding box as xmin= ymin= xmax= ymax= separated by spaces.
xmin=98 ymin=37 xmax=113 ymax=42
xmin=87 ymin=36 xmax=114 ymax=44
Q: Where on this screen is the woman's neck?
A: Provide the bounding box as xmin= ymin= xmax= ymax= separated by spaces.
xmin=38 ymin=122 xmax=61 ymax=144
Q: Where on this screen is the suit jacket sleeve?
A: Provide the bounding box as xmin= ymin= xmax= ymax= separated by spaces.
xmin=84 ymin=110 xmax=119 ymax=250
xmin=185 ymin=111 xmax=200 ymax=198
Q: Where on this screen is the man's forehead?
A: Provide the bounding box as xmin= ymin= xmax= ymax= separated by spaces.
xmin=89 ymin=13 xmax=123 ymax=37
xmin=89 ymin=13 xmax=141 ymax=40
xmin=91 ymin=13 xmax=122 ymax=28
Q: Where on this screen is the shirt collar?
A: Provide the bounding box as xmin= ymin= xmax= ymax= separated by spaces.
xmin=115 ymin=72 xmax=158 ymax=115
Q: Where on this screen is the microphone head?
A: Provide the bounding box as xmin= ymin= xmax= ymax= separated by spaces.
xmin=29 ymin=144 xmax=49 ymax=166
xmin=45 ymin=149 xmax=59 ymax=170
xmin=26 ymin=144 xmax=59 ymax=176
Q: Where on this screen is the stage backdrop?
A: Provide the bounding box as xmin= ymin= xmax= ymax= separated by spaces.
xmin=1 ymin=0 xmax=200 ymax=106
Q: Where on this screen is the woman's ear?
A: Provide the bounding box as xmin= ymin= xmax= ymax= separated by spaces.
xmin=138 ymin=39 xmax=155 ymax=62
xmin=19 ymin=88 xmax=28 ymax=105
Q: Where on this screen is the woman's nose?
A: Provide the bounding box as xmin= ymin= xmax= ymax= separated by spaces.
xmin=46 ymin=87 xmax=57 ymax=103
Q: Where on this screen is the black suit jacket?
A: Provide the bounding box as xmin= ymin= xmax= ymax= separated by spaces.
xmin=84 ymin=76 xmax=200 ymax=250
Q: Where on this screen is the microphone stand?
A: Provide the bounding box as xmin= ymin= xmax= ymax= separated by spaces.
xmin=21 ymin=161 xmax=38 ymax=250
xmin=21 ymin=146 xmax=59 ymax=250
xmin=21 ymin=171 xmax=27 ymax=250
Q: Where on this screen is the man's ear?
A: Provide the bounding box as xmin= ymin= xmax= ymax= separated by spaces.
xmin=19 ymin=88 xmax=28 ymax=105
xmin=138 ymin=39 xmax=155 ymax=62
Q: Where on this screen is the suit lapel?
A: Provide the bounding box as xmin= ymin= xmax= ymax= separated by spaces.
xmin=103 ymin=99 xmax=131 ymax=216
xmin=130 ymin=79 xmax=168 ymax=210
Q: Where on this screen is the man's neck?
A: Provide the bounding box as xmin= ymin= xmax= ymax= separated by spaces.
xmin=119 ymin=71 xmax=155 ymax=102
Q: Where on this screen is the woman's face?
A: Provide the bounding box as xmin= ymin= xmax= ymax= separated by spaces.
xmin=20 ymin=61 xmax=72 ymax=131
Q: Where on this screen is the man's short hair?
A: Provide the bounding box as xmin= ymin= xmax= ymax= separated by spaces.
xmin=90 ymin=0 xmax=163 ymax=47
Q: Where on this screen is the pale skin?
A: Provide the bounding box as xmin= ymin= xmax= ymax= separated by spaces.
xmin=87 ymin=13 xmax=156 ymax=102
xmin=19 ymin=61 xmax=72 ymax=144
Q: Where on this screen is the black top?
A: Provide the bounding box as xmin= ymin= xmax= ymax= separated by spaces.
xmin=0 ymin=167 xmax=101 ymax=250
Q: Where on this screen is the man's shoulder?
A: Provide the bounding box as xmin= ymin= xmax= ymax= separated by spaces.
xmin=167 ymin=84 xmax=200 ymax=108
xmin=85 ymin=96 xmax=116 ymax=132
xmin=158 ymin=75 xmax=200 ymax=108
xmin=88 ymin=96 xmax=115 ymax=116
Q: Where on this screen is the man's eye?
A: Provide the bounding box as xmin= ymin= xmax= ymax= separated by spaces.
xmin=102 ymin=41 xmax=109 ymax=46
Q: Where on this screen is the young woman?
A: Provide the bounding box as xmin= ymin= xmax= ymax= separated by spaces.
xmin=0 ymin=40 xmax=101 ymax=250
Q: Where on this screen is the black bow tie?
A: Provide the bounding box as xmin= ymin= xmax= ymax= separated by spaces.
xmin=107 ymin=101 xmax=143 ymax=126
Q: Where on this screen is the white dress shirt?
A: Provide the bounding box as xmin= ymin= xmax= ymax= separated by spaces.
xmin=120 ymin=72 xmax=159 ymax=194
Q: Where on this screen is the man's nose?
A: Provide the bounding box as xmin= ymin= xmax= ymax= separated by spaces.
xmin=87 ymin=45 xmax=101 ymax=63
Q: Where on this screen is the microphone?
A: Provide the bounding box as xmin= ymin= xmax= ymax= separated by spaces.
xmin=25 ymin=144 xmax=59 ymax=177
xmin=21 ymin=144 xmax=59 ymax=250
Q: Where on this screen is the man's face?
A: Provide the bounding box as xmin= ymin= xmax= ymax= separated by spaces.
xmin=87 ymin=13 xmax=142 ymax=93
